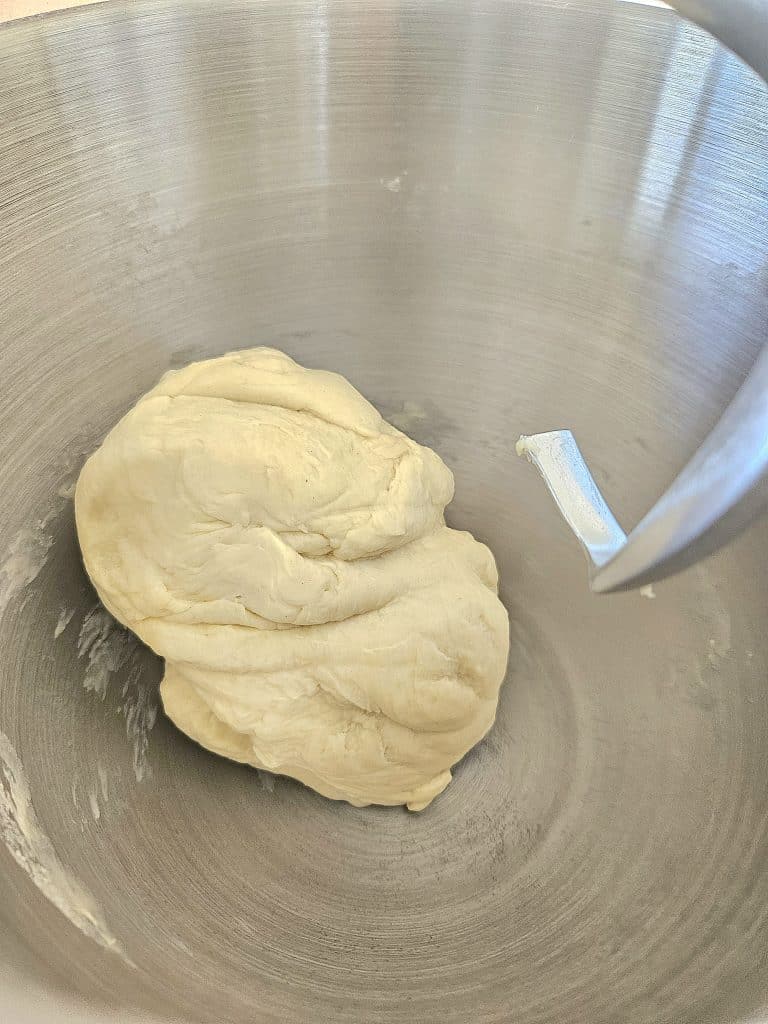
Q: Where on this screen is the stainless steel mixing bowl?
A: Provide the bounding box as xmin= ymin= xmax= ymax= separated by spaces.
xmin=1 ymin=1 xmax=767 ymax=1021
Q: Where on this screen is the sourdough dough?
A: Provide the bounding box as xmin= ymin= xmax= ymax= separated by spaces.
xmin=75 ymin=348 xmax=509 ymax=810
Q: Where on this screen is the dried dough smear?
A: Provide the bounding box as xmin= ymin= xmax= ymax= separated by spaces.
xmin=75 ymin=348 xmax=509 ymax=810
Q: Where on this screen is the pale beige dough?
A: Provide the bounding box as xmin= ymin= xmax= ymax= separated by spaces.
xmin=75 ymin=347 xmax=509 ymax=810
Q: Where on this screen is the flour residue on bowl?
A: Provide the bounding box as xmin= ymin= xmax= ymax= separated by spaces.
xmin=77 ymin=605 xmax=133 ymax=699
xmin=0 ymin=470 xmax=78 ymax=622
xmin=388 ymin=400 xmax=428 ymax=434
xmin=76 ymin=605 xmax=158 ymax=781
xmin=98 ymin=763 xmax=109 ymax=802
xmin=54 ymin=606 xmax=75 ymax=638
xmin=88 ymin=788 xmax=101 ymax=822
xmin=0 ymin=518 xmax=55 ymax=617
xmin=0 ymin=729 xmax=125 ymax=957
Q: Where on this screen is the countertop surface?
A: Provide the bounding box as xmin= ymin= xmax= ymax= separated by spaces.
xmin=2 ymin=0 xmax=104 ymax=22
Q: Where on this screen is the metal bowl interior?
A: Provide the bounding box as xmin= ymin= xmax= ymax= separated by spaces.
xmin=1 ymin=1 xmax=767 ymax=1022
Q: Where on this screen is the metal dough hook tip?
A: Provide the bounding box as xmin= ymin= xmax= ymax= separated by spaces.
xmin=518 ymin=346 xmax=768 ymax=595
xmin=516 ymin=431 xmax=627 ymax=587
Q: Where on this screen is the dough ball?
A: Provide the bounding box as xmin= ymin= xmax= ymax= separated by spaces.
xmin=76 ymin=348 xmax=509 ymax=809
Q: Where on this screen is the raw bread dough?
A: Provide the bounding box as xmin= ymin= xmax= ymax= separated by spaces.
xmin=75 ymin=348 xmax=509 ymax=810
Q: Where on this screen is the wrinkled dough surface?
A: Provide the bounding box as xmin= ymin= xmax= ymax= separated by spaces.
xmin=76 ymin=348 xmax=509 ymax=809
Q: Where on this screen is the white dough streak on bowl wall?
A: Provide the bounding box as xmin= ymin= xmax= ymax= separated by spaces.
xmin=75 ymin=605 xmax=159 ymax=782
xmin=0 ymin=729 xmax=125 ymax=957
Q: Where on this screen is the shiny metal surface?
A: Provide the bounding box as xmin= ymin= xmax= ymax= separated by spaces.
xmin=517 ymin=2 xmax=768 ymax=595
xmin=518 ymin=329 xmax=768 ymax=589
xmin=592 ymin=340 xmax=768 ymax=592
xmin=0 ymin=1 xmax=767 ymax=1022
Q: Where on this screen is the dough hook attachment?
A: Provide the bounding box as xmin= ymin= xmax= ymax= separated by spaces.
xmin=516 ymin=0 xmax=768 ymax=594
xmin=518 ymin=346 xmax=768 ymax=593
